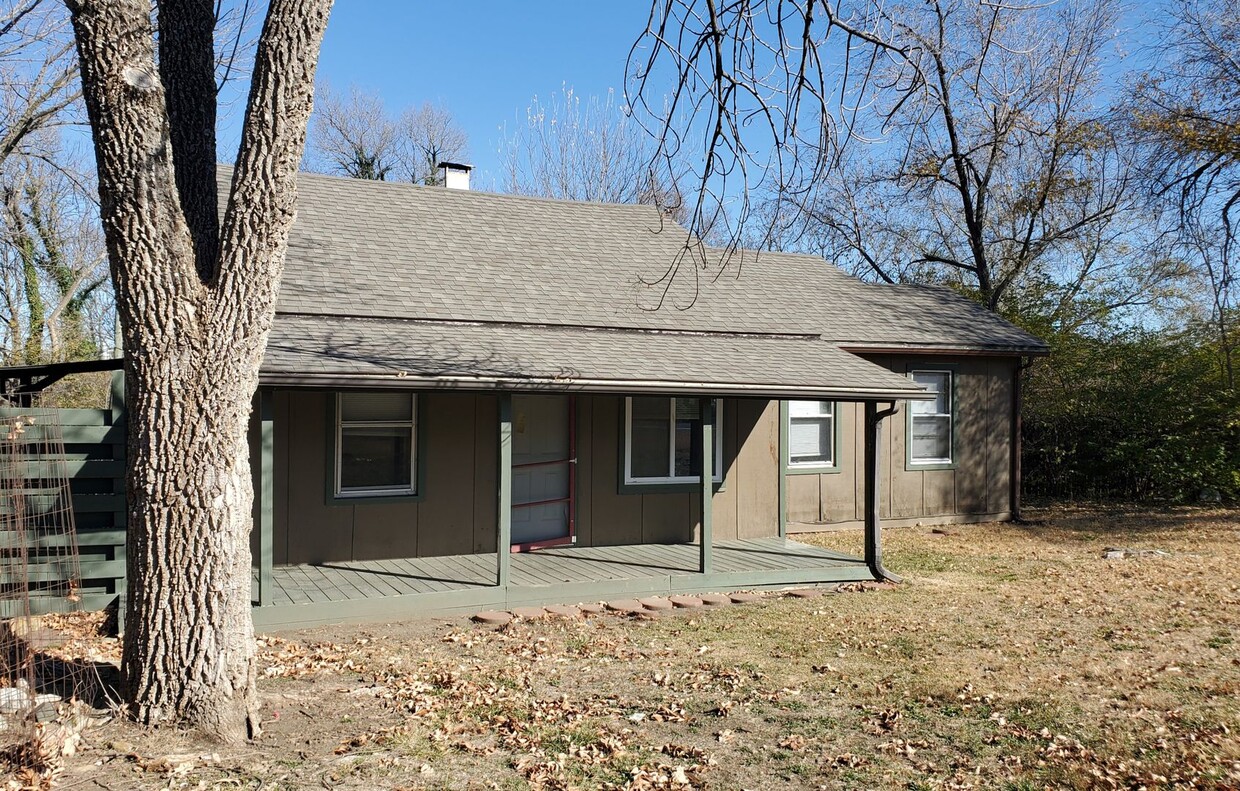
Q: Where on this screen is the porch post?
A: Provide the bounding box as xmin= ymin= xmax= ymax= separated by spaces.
xmin=699 ymin=397 xmax=714 ymax=574
xmin=257 ymin=388 xmax=274 ymax=606
xmin=777 ymin=400 xmax=787 ymax=539
xmin=497 ymin=392 xmax=513 ymax=587
xmin=110 ymin=369 xmax=127 ymax=633
xmin=864 ymin=401 xmax=901 ymax=583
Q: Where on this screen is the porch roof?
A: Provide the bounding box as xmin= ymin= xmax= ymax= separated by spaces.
xmin=259 ymin=313 xmax=931 ymax=401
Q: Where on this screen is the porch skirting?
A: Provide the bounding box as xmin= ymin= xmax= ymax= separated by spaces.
xmin=251 ymin=537 xmax=869 ymax=630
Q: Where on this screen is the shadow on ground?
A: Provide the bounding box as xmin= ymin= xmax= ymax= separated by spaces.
xmin=1017 ymin=502 xmax=1237 ymax=539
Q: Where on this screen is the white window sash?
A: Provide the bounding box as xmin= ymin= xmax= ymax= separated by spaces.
xmin=908 ymin=370 xmax=953 ymax=465
xmin=624 ymin=397 xmax=724 ymax=485
xmin=786 ymin=401 xmax=835 ymax=468
xmin=335 ymin=393 xmax=418 ymax=497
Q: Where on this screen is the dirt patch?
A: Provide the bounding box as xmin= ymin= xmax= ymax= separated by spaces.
xmin=33 ymin=504 xmax=1240 ymax=788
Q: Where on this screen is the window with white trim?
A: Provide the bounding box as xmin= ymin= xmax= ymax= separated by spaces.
xmin=624 ymin=396 xmax=723 ymax=484
xmin=335 ymin=392 xmax=417 ymax=497
xmin=786 ymin=401 xmax=835 ymax=468
xmin=909 ymin=370 xmax=953 ymax=465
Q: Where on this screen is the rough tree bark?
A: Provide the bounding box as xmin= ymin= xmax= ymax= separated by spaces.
xmin=64 ymin=0 xmax=333 ymax=741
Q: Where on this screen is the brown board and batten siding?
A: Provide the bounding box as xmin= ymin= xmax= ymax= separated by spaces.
xmin=577 ymin=397 xmax=780 ymax=547
xmin=260 ymin=390 xmax=499 ymax=565
xmin=261 ymin=391 xmax=783 ymax=565
xmin=786 ymin=354 xmax=1017 ymax=530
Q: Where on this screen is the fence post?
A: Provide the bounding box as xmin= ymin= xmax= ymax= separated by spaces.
xmin=108 ymin=368 xmax=127 ymax=634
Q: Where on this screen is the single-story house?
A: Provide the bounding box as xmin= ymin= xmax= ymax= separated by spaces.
xmin=0 ymin=164 xmax=1046 ymax=629
xmin=238 ymin=164 xmax=1045 ymax=627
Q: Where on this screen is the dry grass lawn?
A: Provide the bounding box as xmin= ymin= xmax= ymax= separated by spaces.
xmin=39 ymin=504 xmax=1240 ymax=789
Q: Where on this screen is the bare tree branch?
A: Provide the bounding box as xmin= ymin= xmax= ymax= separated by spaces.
xmin=306 ymin=85 xmax=468 ymax=185
xmin=499 ymin=86 xmax=682 ymax=212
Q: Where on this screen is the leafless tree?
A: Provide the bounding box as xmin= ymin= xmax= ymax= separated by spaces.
xmin=214 ymin=0 xmax=260 ymax=91
xmin=308 ymin=85 xmax=468 ymax=184
xmin=628 ymin=0 xmax=1175 ymax=318
xmin=801 ymin=1 xmax=1180 ymax=317
xmin=628 ymin=1 xmax=913 ymax=265
xmin=0 ymin=0 xmax=79 ymax=170
xmin=308 ymin=84 xmax=399 ymax=179
xmin=66 ymin=0 xmax=333 ymax=742
xmin=1128 ymin=0 xmax=1239 ymax=386
xmin=500 ymin=86 xmax=682 ymax=212
xmin=402 ymin=101 xmax=468 ymax=185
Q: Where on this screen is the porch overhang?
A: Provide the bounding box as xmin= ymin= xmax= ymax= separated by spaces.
xmin=258 ymin=372 xmax=929 ymax=401
xmin=249 ymin=313 xmax=925 ymax=612
xmin=259 ymin=313 xmax=934 ymax=402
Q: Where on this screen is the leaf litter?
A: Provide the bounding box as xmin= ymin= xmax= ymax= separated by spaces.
xmin=22 ymin=504 xmax=1240 ymax=788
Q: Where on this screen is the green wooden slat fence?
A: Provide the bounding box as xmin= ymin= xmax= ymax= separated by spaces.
xmin=0 ymin=372 xmax=127 ymax=618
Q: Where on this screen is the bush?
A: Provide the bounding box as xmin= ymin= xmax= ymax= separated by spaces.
xmin=1023 ymin=323 xmax=1239 ymax=502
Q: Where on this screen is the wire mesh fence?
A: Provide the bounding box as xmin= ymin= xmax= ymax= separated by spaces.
xmin=0 ymin=400 xmax=104 ymax=757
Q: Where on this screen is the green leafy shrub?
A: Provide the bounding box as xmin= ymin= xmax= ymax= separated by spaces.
xmin=1022 ymin=322 xmax=1239 ymax=502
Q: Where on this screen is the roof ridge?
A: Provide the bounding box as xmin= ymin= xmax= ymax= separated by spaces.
xmin=218 ymin=162 xmax=685 ymax=216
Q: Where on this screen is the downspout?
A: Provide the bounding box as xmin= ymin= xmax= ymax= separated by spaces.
xmin=1011 ymin=356 xmax=1034 ymax=522
xmin=864 ymin=401 xmax=901 ymax=583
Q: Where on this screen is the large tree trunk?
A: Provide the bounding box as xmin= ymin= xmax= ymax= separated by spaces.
xmin=121 ymin=357 xmax=263 ymax=738
xmin=65 ymin=0 xmax=332 ymax=742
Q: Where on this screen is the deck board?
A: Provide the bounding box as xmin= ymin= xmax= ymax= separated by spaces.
xmin=528 ymin=547 xmax=636 ymax=581
xmin=303 ymin=565 xmax=353 ymax=602
xmin=511 ymin=552 xmax=573 ymax=586
xmin=258 ymin=538 xmax=868 ymax=628
xmin=335 ymin=561 xmax=410 ymax=598
xmin=388 ymin=557 xmax=458 ymax=593
xmin=285 ymin=567 xmax=328 ymax=605
xmin=460 ymin=553 xmax=499 ymax=584
xmin=384 ymin=557 xmax=449 ymax=593
xmin=545 ymin=551 xmax=625 ymax=583
xmin=434 ymin=553 xmax=491 ymax=588
xmin=721 ymin=541 xmax=806 ymax=571
xmin=318 ymin=565 xmax=376 ymax=601
xmin=354 ymin=563 xmax=415 ymax=598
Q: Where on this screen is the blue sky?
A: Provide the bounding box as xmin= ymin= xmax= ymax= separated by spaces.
xmin=222 ymin=2 xmax=657 ymax=186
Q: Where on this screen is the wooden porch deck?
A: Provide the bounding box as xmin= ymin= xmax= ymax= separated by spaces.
xmin=252 ymin=537 xmax=872 ymax=630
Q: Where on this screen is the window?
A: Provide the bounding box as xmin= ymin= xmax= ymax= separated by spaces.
xmin=786 ymin=401 xmax=835 ymax=468
xmin=624 ymin=396 xmax=723 ymax=484
xmin=908 ymin=370 xmax=953 ymax=465
xmin=335 ymin=392 xmax=416 ymax=497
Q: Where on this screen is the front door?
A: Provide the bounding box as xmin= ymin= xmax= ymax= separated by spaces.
xmin=511 ymin=395 xmax=573 ymax=550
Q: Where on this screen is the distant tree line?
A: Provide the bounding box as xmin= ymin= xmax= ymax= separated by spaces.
xmin=1019 ymin=0 xmax=1239 ymax=502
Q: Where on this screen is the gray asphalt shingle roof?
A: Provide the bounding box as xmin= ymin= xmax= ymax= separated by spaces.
xmin=263 ymin=314 xmax=925 ymax=399
xmin=724 ymin=249 xmax=1047 ymax=353
xmin=243 ymin=168 xmax=1044 ymax=396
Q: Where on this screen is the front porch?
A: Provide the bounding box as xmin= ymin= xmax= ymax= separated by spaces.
xmin=251 ymin=537 xmax=869 ymax=630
